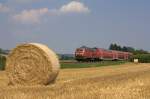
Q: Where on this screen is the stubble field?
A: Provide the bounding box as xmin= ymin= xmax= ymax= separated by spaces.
xmin=0 ymin=63 xmax=150 ymax=99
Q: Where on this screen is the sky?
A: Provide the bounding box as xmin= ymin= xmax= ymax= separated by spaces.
xmin=0 ymin=0 xmax=150 ymax=54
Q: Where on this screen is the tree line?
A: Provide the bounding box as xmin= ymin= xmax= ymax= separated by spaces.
xmin=109 ymin=43 xmax=149 ymax=55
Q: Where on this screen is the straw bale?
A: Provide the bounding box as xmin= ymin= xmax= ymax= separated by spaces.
xmin=5 ymin=43 xmax=60 ymax=85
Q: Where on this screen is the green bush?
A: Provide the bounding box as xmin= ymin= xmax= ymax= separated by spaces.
xmin=0 ymin=55 xmax=6 ymax=70
xmin=133 ymin=54 xmax=150 ymax=63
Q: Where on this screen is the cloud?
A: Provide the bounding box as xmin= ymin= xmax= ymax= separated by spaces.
xmin=12 ymin=1 xmax=90 ymax=24
xmin=60 ymin=1 xmax=90 ymax=13
xmin=13 ymin=8 xmax=49 ymax=24
xmin=0 ymin=3 xmax=10 ymax=13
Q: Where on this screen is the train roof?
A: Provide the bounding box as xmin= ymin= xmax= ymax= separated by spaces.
xmin=77 ymin=47 xmax=133 ymax=54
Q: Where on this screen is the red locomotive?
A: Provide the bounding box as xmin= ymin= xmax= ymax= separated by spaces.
xmin=75 ymin=47 xmax=132 ymax=61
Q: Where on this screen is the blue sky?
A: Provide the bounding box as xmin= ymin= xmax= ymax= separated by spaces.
xmin=0 ymin=0 xmax=150 ymax=54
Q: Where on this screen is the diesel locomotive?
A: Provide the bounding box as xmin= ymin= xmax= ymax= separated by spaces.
xmin=75 ymin=47 xmax=132 ymax=62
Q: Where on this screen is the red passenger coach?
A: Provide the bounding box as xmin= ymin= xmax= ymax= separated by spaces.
xmin=75 ymin=47 xmax=132 ymax=62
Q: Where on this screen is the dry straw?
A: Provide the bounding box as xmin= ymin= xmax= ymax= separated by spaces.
xmin=5 ymin=43 xmax=60 ymax=86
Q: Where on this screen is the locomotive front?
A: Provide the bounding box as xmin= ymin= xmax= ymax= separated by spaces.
xmin=75 ymin=48 xmax=85 ymax=61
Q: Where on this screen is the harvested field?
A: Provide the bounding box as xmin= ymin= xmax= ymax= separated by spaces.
xmin=1 ymin=63 xmax=150 ymax=99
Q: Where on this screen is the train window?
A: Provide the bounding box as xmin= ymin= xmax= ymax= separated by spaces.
xmin=77 ymin=49 xmax=85 ymax=52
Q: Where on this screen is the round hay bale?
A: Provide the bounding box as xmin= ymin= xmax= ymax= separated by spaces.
xmin=5 ymin=43 xmax=60 ymax=85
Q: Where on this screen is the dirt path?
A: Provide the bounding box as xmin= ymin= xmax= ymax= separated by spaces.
xmin=0 ymin=63 xmax=150 ymax=99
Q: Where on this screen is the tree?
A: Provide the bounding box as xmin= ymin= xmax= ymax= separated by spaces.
xmin=133 ymin=49 xmax=149 ymax=55
xmin=0 ymin=55 xmax=6 ymax=70
xmin=109 ymin=43 xmax=118 ymax=50
xmin=122 ymin=46 xmax=128 ymax=52
xmin=113 ymin=43 xmax=118 ymax=50
xmin=117 ymin=45 xmax=122 ymax=51
xmin=0 ymin=48 xmax=2 ymax=54
xmin=109 ymin=43 xmax=122 ymax=51
xmin=126 ymin=47 xmax=135 ymax=52
xmin=109 ymin=43 xmax=114 ymax=50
